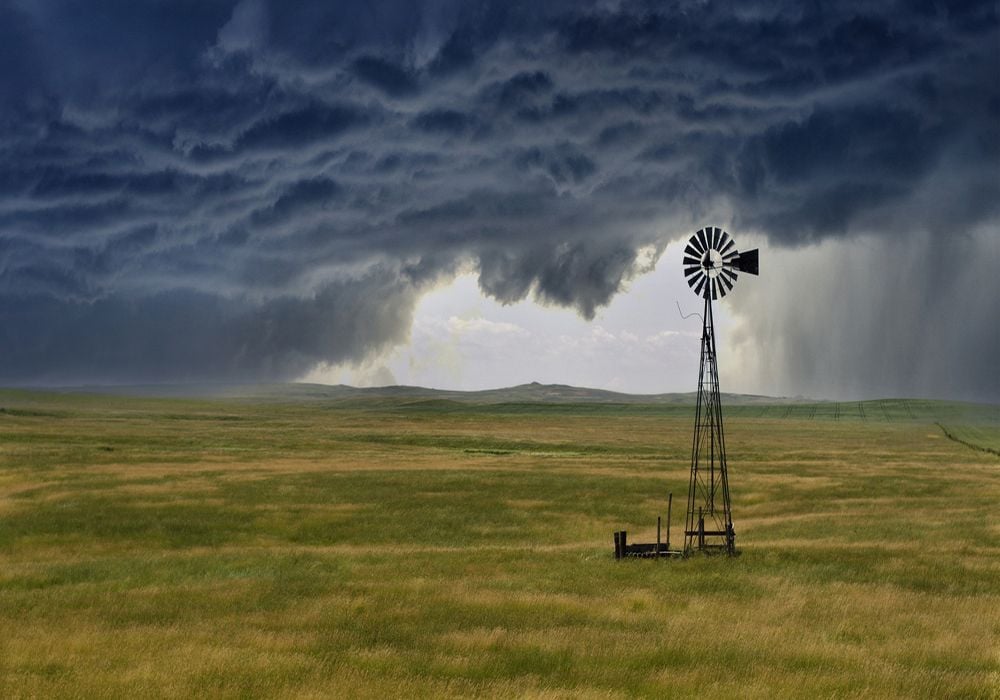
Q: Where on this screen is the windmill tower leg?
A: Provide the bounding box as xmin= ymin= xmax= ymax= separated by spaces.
xmin=684 ymin=295 xmax=735 ymax=555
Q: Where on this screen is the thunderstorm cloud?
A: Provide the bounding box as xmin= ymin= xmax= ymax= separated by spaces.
xmin=0 ymin=0 xmax=997 ymax=398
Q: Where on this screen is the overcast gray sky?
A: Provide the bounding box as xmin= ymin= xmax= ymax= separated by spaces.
xmin=1 ymin=1 xmax=997 ymax=401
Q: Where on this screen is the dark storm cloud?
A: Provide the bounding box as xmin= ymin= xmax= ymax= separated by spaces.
xmin=0 ymin=0 xmax=997 ymax=397
xmin=250 ymin=177 xmax=341 ymax=229
xmin=410 ymin=108 xmax=480 ymax=136
xmin=350 ymin=56 xmax=419 ymax=97
xmin=478 ymin=241 xmax=646 ymax=319
xmin=480 ymin=71 xmax=554 ymax=113
xmin=0 ymin=267 xmax=425 ymax=383
xmin=514 ymin=144 xmax=597 ymax=186
xmin=235 ymin=102 xmax=370 ymax=150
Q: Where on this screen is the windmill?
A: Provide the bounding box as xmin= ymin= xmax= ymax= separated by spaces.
xmin=682 ymin=226 xmax=758 ymax=555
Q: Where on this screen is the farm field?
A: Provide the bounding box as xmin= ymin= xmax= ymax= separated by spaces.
xmin=0 ymin=388 xmax=998 ymax=698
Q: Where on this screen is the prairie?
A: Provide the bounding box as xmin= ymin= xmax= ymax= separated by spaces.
xmin=0 ymin=389 xmax=998 ymax=698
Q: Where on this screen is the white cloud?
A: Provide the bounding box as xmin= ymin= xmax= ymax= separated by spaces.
xmin=445 ymin=316 xmax=528 ymax=336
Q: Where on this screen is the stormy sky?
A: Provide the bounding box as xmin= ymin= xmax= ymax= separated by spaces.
xmin=0 ymin=0 xmax=997 ymax=400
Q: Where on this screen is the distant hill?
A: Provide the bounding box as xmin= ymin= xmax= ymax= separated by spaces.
xmin=3 ymin=384 xmax=996 ymax=437
xmin=236 ymin=381 xmax=807 ymax=405
xmin=40 ymin=380 xmax=806 ymax=405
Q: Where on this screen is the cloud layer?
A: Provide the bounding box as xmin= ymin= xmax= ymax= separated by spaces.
xmin=0 ymin=0 xmax=997 ymax=396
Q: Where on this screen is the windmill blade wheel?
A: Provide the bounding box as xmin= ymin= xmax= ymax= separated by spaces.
xmin=684 ymin=226 xmax=743 ymax=300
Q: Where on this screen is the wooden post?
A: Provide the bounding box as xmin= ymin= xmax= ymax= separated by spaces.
xmin=698 ymin=507 xmax=705 ymax=549
xmin=656 ymin=516 xmax=661 ymax=555
xmin=613 ymin=531 xmax=621 ymax=559
xmin=666 ymin=493 xmax=673 ymax=551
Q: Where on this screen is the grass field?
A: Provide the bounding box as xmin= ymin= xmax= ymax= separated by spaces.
xmin=1 ymin=389 xmax=998 ymax=698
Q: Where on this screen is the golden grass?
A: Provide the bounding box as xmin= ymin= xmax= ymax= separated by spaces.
xmin=0 ymin=393 xmax=998 ymax=697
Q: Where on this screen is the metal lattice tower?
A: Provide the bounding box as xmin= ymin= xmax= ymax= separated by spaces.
xmin=682 ymin=226 xmax=758 ymax=555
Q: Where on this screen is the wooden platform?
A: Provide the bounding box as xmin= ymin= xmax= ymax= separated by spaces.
xmin=613 ymin=530 xmax=683 ymax=559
